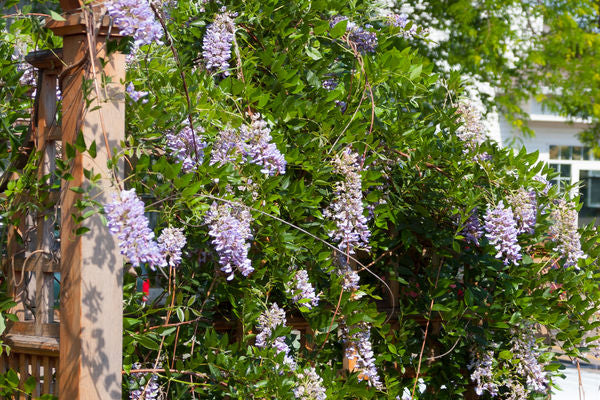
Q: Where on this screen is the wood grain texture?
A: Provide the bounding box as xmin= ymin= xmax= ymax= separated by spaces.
xmin=57 ymin=10 xmax=125 ymax=399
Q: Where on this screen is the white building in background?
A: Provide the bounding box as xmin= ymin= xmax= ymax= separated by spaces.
xmin=491 ymin=98 xmax=599 ymax=227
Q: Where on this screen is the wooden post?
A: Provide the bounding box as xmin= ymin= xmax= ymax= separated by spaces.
xmin=48 ymin=3 xmax=124 ymax=399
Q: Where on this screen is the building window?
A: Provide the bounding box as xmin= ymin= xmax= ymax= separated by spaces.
xmin=548 ymin=144 xmax=600 ymax=226
xmin=549 ymin=163 xmax=571 ymax=192
xmin=549 ymin=145 xmax=594 ymax=160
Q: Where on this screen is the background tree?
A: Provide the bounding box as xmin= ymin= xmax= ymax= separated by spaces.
xmin=387 ymin=0 xmax=600 ymax=142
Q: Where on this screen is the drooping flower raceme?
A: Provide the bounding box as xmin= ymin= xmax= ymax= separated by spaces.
xmin=157 ymin=227 xmax=186 ymax=267
xmin=293 ymin=367 xmax=327 ymax=400
xmin=322 ymin=78 xmax=338 ymax=91
xmin=106 ymin=0 xmax=163 ymax=48
xmin=468 ymin=351 xmax=499 ymax=397
xmin=126 ymin=82 xmax=148 ymax=103
xmin=548 ymin=199 xmax=586 ymax=267
xmin=239 ymin=113 xmax=287 ymax=176
xmin=256 ymin=303 xmax=295 ymax=368
xmin=484 ymin=201 xmax=521 ymax=265
xmin=507 ymin=188 xmax=537 ymax=235
xmin=323 ymin=149 xmax=371 ymax=255
xmin=202 ymin=11 xmax=236 ymax=76
xmin=105 ymin=189 xmax=165 ymax=269
xmin=289 ymin=269 xmax=319 ymax=310
xmin=210 ymin=127 xmax=242 ymax=165
xmin=165 ymin=126 xmax=207 ymax=173
xmin=510 ymin=330 xmax=548 ymax=393
xmin=339 ymin=261 xmax=361 ymax=294
xmin=388 ymin=13 xmax=418 ymax=37
xmin=205 ymin=202 xmax=253 ymax=280
xmin=129 ymin=362 xmax=160 ymax=400
xmin=461 ymin=210 xmax=483 ymax=246
xmin=505 ymin=379 xmax=528 ymax=400
xmin=456 ymin=101 xmax=489 ymax=160
xmin=343 ymin=322 xmax=383 ymax=389
xmin=330 ymin=16 xmax=378 ymax=53
xmin=210 ymin=115 xmax=286 ymax=176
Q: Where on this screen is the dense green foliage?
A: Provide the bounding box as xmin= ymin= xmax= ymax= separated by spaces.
xmin=1 ymin=1 xmax=600 ymax=399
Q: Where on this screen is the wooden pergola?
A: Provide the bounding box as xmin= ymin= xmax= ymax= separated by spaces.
xmin=1 ymin=1 xmax=125 ymax=398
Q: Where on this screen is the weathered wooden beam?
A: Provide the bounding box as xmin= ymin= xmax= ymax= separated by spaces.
xmin=6 ymin=322 xmax=60 ymax=340
xmin=46 ymin=14 xmax=116 ymax=37
xmin=24 ymin=49 xmax=63 ymax=72
xmin=4 ymin=334 xmax=60 ymax=356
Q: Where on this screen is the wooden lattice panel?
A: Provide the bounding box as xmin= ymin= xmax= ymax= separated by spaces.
xmin=0 ymin=335 xmax=59 ymax=398
xmin=1 ymin=49 xmax=62 ymax=399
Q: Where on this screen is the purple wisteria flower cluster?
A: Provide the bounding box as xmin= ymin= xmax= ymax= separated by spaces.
xmin=469 ymin=328 xmax=547 ymax=399
xmin=388 ymin=13 xmax=418 ymax=37
xmin=105 ymin=189 xmax=166 ymax=269
xmin=293 ymin=367 xmax=327 ymax=400
xmin=510 ymin=330 xmax=548 ymax=393
xmin=336 ymin=260 xmax=365 ymax=300
xmin=106 ymin=0 xmax=163 ymax=48
xmin=17 ymin=63 xmax=36 ymax=88
xmin=323 ymin=149 xmax=371 ymax=255
xmin=210 ymin=114 xmax=286 ymax=176
xmin=507 ymin=188 xmax=537 ymax=235
xmin=532 ymin=175 xmax=552 ymax=195
xmin=289 ymin=269 xmax=319 ymax=310
xmin=12 ymin=44 xmax=36 ymax=88
xmin=484 ymin=201 xmax=522 ymax=265
xmin=255 ymin=303 xmax=295 ymax=368
xmin=129 ymin=362 xmax=160 ymax=400
xmin=126 ymin=82 xmax=149 ymax=103
xmin=205 ymin=202 xmax=253 ymax=280
xmin=461 ymin=210 xmax=483 ymax=246
xmin=468 ymin=350 xmax=499 ymax=397
xmin=157 ymin=227 xmax=186 ymax=267
xmin=210 ymin=127 xmax=241 ymax=166
xmin=322 ymin=78 xmax=338 ymax=91
xmin=239 ymin=113 xmax=287 ymax=176
xmin=342 ymin=322 xmax=383 ymax=389
xmin=504 ymin=379 xmax=528 ymax=400
xmin=456 ymin=101 xmax=488 ymax=157
xmin=330 ymin=16 xmax=378 ymax=53
xmin=549 ymin=199 xmax=586 ymax=267
xmin=202 ymin=10 xmax=236 ymax=76
xmin=165 ymin=126 xmax=207 ymax=173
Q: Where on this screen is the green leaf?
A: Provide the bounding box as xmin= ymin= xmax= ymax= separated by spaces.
xmin=88 ymin=140 xmax=97 ymax=158
xmin=330 ymin=20 xmax=348 ymax=39
xmin=75 ymin=131 xmax=86 ymax=153
xmin=499 ymin=350 xmax=513 ymax=360
xmin=49 ymin=10 xmax=66 ymax=21
xmin=24 ymin=376 xmax=37 ymax=394
xmin=431 ymin=304 xmax=451 ymax=312
xmin=135 ymin=335 xmax=159 ymax=351
xmin=69 ymin=186 xmax=85 ymax=194
xmin=75 ymin=226 xmax=90 ymax=236
xmin=305 ymin=46 xmax=322 ymax=60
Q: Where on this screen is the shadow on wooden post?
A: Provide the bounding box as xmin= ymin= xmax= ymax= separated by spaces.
xmin=47 ymin=1 xmax=125 ymax=399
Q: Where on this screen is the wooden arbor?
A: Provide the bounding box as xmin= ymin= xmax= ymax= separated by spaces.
xmin=1 ymin=1 xmax=125 ymax=399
